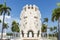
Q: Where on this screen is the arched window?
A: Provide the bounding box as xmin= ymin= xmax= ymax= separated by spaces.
xmin=32 ymin=7 xmax=33 ymax=9
xmin=34 ymin=16 xmax=38 ymax=19
xmin=27 ymin=30 xmax=34 ymax=37
xmin=35 ymin=8 xmax=37 ymax=11
xmin=24 ymin=16 xmax=27 ymax=19
xmin=28 ymin=6 xmax=30 ymax=9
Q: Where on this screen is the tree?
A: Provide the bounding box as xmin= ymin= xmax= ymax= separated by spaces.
xmin=3 ymin=23 xmax=9 ymax=29
xmin=0 ymin=20 xmax=1 ymax=23
xmin=50 ymin=27 xmax=54 ymax=37
xmin=11 ymin=21 xmax=20 ymax=32
xmin=0 ymin=4 xmax=3 ymax=13
xmin=11 ymin=20 xmax=20 ymax=37
xmin=53 ymin=26 xmax=57 ymax=37
xmin=51 ymin=3 xmax=60 ymax=40
xmin=42 ymin=18 xmax=48 ymax=37
xmin=0 ymin=2 xmax=11 ymax=39
xmin=43 ymin=18 xmax=48 ymax=23
xmin=50 ymin=27 xmax=53 ymax=32
xmin=41 ymin=24 xmax=47 ymax=32
xmin=41 ymin=24 xmax=47 ymax=37
xmin=50 ymin=26 xmax=57 ymax=37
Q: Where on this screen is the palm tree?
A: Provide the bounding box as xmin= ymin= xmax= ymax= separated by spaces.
xmin=3 ymin=23 xmax=9 ymax=29
xmin=50 ymin=27 xmax=53 ymax=32
xmin=0 ymin=20 xmax=1 ymax=23
xmin=3 ymin=23 xmax=9 ymax=34
xmin=43 ymin=18 xmax=48 ymax=23
xmin=11 ymin=20 xmax=20 ymax=37
xmin=51 ymin=3 xmax=60 ymax=40
xmin=0 ymin=2 xmax=11 ymax=39
xmin=42 ymin=24 xmax=47 ymax=32
xmin=50 ymin=27 xmax=54 ymax=37
xmin=41 ymin=24 xmax=47 ymax=37
xmin=53 ymin=26 xmax=58 ymax=37
xmin=11 ymin=21 xmax=20 ymax=32
xmin=42 ymin=18 xmax=48 ymax=37
xmin=0 ymin=4 xmax=3 ymax=12
xmin=54 ymin=26 xmax=57 ymax=30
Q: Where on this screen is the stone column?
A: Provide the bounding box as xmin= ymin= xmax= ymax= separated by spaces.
xmin=34 ymin=33 xmax=37 ymax=37
xmin=24 ymin=33 xmax=27 ymax=37
xmin=39 ymin=34 xmax=41 ymax=37
xmin=39 ymin=31 xmax=41 ymax=38
xmin=20 ymin=33 xmax=22 ymax=38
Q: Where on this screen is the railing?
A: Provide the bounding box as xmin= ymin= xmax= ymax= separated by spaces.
xmin=0 ymin=33 xmax=57 ymax=40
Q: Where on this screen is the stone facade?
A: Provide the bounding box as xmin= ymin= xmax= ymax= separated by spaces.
xmin=20 ymin=5 xmax=42 ymax=40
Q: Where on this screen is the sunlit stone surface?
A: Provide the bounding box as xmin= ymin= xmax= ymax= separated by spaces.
xmin=20 ymin=4 xmax=42 ymax=40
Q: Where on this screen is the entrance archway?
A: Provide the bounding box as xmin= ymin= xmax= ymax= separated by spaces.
xmin=21 ymin=30 xmax=24 ymax=37
xmin=27 ymin=30 xmax=34 ymax=37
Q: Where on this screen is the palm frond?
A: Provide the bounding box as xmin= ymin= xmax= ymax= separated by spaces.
xmin=43 ymin=18 xmax=48 ymax=23
xmin=3 ymin=23 xmax=9 ymax=29
xmin=0 ymin=11 xmax=3 ymax=15
xmin=7 ymin=7 xmax=11 ymax=11
xmin=51 ymin=8 xmax=60 ymax=22
xmin=0 ymin=4 xmax=3 ymax=8
xmin=7 ymin=10 xmax=10 ymax=16
xmin=0 ymin=19 xmax=1 ymax=23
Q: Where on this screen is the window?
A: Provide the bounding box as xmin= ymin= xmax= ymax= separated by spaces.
xmin=34 ymin=16 xmax=38 ymax=19
xmin=32 ymin=7 xmax=33 ymax=9
xmin=24 ymin=16 xmax=27 ymax=19
xmin=28 ymin=6 xmax=30 ymax=9
xmin=35 ymin=8 xmax=37 ymax=11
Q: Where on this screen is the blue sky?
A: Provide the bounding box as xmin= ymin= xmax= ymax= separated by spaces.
xmin=0 ymin=0 xmax=60 ymax=33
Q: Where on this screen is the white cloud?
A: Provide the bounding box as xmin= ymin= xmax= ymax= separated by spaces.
xmin=0 ymin=15 xmax=11 ymax=23
xmin=0 ymin=15 xmax=11 ymax=21
xmin=5 ymin=16 xmax=11 ymax=19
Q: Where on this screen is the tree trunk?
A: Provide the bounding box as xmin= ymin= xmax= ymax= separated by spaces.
xmin=1 ymin=13 xmax=5 ymax=40
xmin=58 ymin=17 xmax=60 ymax=40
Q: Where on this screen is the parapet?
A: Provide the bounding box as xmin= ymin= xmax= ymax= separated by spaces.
xmin=23 ymin=4 xmax=39 ymax=11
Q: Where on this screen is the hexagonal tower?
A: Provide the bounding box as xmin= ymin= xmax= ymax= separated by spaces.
xmin=20 ymin=5 xmax=42 ymax=40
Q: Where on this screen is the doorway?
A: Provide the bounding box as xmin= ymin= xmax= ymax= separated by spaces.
xmin=27 ymin=30 xmax=34 ymax=37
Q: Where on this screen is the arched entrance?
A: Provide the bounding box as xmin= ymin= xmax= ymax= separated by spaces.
xmin=27 ymin=30 xmax=34 ymax=37
xmin=37 ymin=30 xmax=40 ymax=37
xmin=21 ymin=30 xmax=24 ymax=37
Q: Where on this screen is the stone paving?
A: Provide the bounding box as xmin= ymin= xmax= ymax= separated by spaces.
xmin=10 ymin=37 xmax=57 ymax=40
xmin=0 ymin=37 xmax=57 ymax=40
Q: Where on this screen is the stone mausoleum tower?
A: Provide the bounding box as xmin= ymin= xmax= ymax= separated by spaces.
xmin=20 ymin=5 xmax=42 ymax=40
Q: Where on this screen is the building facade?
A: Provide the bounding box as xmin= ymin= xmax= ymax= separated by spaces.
xmin=20 ymin=5 xmax=42 ymax=40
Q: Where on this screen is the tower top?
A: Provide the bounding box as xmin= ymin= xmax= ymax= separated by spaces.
xmin=23 ymin=4 xmax=39 ymax=11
